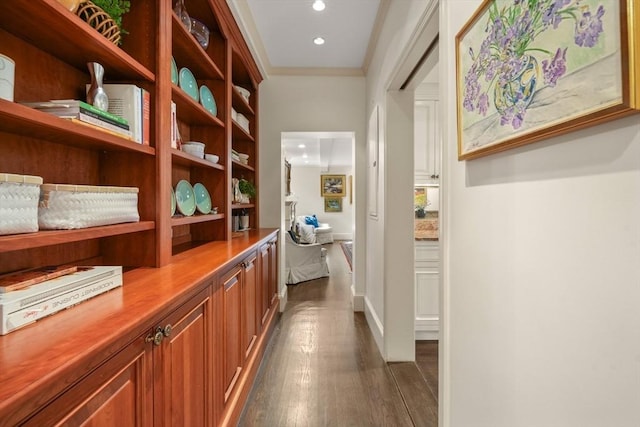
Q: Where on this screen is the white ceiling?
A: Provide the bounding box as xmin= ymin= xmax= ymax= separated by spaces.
xmin=228 ymin=0 xmax=437 ymax=169
xmin=283 ymin=132 xmax=353 ymax=169
xmin=230 ymin=0 xmax=385 ymax=75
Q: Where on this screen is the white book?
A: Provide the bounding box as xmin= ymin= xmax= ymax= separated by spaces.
xmin=1 ymin=273 xmax=122 ymax=335
xmin=0 ymin=266 xmax=121 ymax=313
xmin=90 ymin=84 xmax=142 ymax=143
xmin=171 ymin=101 xmax=177 ymax=148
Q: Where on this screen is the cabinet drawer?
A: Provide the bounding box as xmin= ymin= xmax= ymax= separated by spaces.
xmin=415 ymin=243 xmax=439 ymax=262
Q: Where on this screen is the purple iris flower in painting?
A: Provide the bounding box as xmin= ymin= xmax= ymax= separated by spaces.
xmin=462 ymin=0 xmax=607 ymax=130
xmin=575 ymin=5 xmax=605 ymax=47
xmin=542 ymin=47 xmax=567 ymax=87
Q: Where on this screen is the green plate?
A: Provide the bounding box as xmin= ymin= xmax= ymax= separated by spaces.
xmin=179 ymin=67 xmax=199 ymax=102
xmin=199 ymin=85 xmax=217 ymax=116
xmin=170 ymin=187 xmax=176 ymax=216
xmin=171 ymin=57 xmax=178 ymax=85
xmin=193 ymin=182 xmax=212 ymax=214
xmin=175 ymin=180 xmax=196 ymax=216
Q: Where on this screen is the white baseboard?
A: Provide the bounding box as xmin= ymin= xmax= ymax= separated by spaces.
xmin=415 ymin=317 xmax=439 ymax=340
xmin=416 ymin=331 xmax=439 ymax=340
xmin=333 ymin=233 xmax=352 ymax=241
xmin=351 ymin=286 xmax=364 ymax=311
xmin=364 ymin=297 xmax=384 ymax=356
xmin=278 ymin=285 xmax=288 ymax=312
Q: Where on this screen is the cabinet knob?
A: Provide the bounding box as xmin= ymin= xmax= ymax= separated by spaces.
xmin=162 ymin=324 xmax=172 ymax=337
xmin=146 ymin=328 xmax=164 ymax=346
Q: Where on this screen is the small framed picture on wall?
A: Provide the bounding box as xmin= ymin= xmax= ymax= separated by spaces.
xmin=324 ymin=196 xmax=342 ymax=212
xmin=321 ymin=174 xmax=346 ymax=197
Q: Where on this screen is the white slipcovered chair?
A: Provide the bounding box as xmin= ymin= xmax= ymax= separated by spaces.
xmin=295 ymin=215 xmax=334 ymax=244
xmin=284 ymin=231 xmax=329 ymax=284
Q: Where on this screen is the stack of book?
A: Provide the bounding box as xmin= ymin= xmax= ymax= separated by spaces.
xmin=99 ymin=84 xmax=151 ymax=145
xmin=0 ymin=265 xmax=123 ymax=335
xmin=23 ymin=100 xmax=132 ymax=140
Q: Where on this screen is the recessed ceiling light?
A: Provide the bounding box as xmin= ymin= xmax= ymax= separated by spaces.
xmin=312 ymin=0 xmax=325 ymax=11
xmin=302 ymin=153 xmax=308 ymax=158
xmin=298 ymin=144 xmax=306 ymax=148
xmin=313 ymin=37 xmax=325 ymax=45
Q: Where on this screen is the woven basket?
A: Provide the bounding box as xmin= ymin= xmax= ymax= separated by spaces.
xmin=0 ymin=173 xmax=43 ymax=235
xmin=76 ymin=0 xmax=121 ymax=45
xmin=38 ymin=184 xmax=139 ymax=230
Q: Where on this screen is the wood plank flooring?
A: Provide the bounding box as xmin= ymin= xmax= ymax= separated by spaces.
xmin=239 ymin=242 xmax=438 ymax=427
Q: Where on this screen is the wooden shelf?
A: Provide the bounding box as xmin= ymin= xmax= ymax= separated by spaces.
xmin=172 ymin=86 xmax=224 ymax=127
xmin=171 ymin=14 xmax=224 ymax=81
xmin=231 ymin=160 xmax=255 ymax=172
xmin=0 ymin=100 xmax=156 ymax=155
xmin=232 ymin=121 xmax=254 ymax=141
xmin=172 ymin=149 xmax=225 ymax=170
xmin=232 ymin=88 xmax=254 ymax=116
xmin=231 ymin=204 xmax=255 ymax=210
xmin=0 ymin=221 xmax=155 ymax=253
xmin=0 ymin=1 xmax=154 ymax=82
xmin=171 ymin=213 xmax=224 ymax=226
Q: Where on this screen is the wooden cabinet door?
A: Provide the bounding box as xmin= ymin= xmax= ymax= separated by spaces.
xmin=24 ymin=336 xmax=153 ymax=427
xmin=154 ymin=288 xmax=211 ymax=427
xmin=221 ymin=265 xmax=243 ymax=402
xmin=242 ymin=252 xmax=258 ymax=359
xmin=268 ymin=238 xmax=278 ymax=306
xmin=259 ymin=243 xmax=270 ymax=325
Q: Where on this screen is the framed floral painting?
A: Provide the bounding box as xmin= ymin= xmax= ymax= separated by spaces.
xmin=456 ymin=0 xmax=640 ymax=160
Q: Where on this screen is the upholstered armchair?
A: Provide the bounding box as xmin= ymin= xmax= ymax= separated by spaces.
xmin=284 ymin=231 xmax=329 ymax=284
xmin=294 ymin=215 xmax=334 ymax=244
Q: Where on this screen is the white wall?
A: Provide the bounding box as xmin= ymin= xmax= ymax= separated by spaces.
xmin=290 ymin=165 xmax=354 ymax=240
xmin=363 ymin=0 xmax=436 ymax=360
xmin=441 ymin=1 xmax=640 ymax=425
xmin=258 ymin=75 xmax=366 ymax=309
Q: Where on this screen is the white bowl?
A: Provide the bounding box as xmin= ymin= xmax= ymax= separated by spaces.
xmin=181 ymin=141 xmax=205 ymax=159
xmin=205 ymin=153 xmax=219 ymax=164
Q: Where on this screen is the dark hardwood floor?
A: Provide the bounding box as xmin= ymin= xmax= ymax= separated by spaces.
xmin=239 ymin=242 xmax=438 ymax=427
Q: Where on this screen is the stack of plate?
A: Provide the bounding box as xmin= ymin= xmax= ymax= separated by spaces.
xmin=174 ymin=181 xmax=212 ymax=216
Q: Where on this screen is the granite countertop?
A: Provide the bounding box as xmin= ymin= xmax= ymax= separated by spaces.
xmin=415 ymin=218 xmax=439 ymax=241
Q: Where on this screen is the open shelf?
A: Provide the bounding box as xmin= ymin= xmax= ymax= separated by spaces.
xmin=0 ymin=221 xmax=155 ymax=253
xmin=231 ymin=203 xmax=255 ymax=210
xmin=172 ymin=86 xmax=224 ymax=127
xmin=232 ymin=121 xmax=254 ymax=141
xmin=172 ymin=149 xmax=225 ymax=169
xmin=232 ymin=88 xmax=254 ymax=116
xmin=0 ymin=1 xmax=154 ymax=82
xmin=171 ymin=14 xmax=224 ymax=81
xmin=171 ymin=213 xmax=224 ymax=226
xmin=231 ymin=160 xmax=255 ymax=172
xmin=0 ymin=101 xmax=156 ymax=155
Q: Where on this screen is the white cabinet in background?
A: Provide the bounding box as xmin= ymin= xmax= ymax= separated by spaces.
xmin=415 ymin=240 xmax=439 ymax=340
xmin=414 ymin=100 xmax=440 ymax=183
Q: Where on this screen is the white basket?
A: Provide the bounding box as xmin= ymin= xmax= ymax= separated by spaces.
xmin=38 ymin=184 xmax=139 ymax=230
xmin=0 ymin=173 xmax=43 ymax=235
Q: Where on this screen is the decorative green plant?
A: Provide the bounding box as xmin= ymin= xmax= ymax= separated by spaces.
xmin=91 ymin=0 xmax=131 ymax=35
xmin=238 ymin=179 xmax=256 ymax=199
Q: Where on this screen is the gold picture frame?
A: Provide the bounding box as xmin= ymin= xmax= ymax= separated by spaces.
xmin=456 ymin=0 xmax=640 ymax=160
xmin=324 ymin=196 xmax=342 ymax=212
xmin=321 ymin=174 xmax=346 ymax=197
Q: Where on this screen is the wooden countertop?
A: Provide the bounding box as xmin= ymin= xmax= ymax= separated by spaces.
xmin=414 ymin=218 xmax=439 ymax=241
xmin=0 ymin=229 xmax=279 ymax=426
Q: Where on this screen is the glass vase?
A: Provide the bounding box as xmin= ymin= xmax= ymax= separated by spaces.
xmin=174 ymin=0 xmax=192 ymax=33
